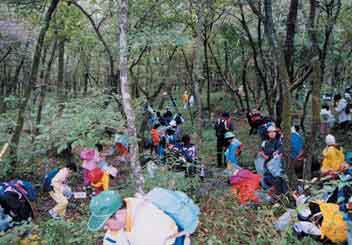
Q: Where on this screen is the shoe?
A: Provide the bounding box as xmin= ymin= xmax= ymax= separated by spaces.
xmin=48 ymin=209 xmax=61 ymax=219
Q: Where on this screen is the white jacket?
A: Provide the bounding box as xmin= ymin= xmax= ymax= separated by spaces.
xmin=335 ymin=99 xmax=351 ymax=123
xmin=104 ymin=198 xmax=178 ymax=245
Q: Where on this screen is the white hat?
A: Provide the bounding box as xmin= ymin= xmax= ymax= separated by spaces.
xmin=267 ymin=126 xmax=277 ymax=132
xmin=169 ymin=120 xmax=177 ymax=127
xmin=325 ymin=134 xmax=336 ymax=145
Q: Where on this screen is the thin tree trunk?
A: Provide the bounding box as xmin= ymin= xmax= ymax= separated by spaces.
xmin=9 ymin=0 xmax=60 ymax=173
xmin=119 ymin=0 xmax=144 ymax=193
xmin=35 ymin=40 xmax=58 ymax=136
xmin=193 ymin=1 xmax=204 ymax=146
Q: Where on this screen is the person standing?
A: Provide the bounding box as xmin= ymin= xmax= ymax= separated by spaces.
xmin=182 ymin=91 xmax=189 ymax=110
xmin=215 ymin=112 xmax=233 ymax=168
xmin=334 ymin=94 xmax=351 ymax=129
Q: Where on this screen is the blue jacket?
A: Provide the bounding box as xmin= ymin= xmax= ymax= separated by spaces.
xmin=225 ymin=139 xmax=242 ymax=166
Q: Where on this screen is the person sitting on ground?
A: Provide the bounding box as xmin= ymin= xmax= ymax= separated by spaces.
xmin=224 ymin=132 xmax=243 ymax=171
xmin=48 ymin=162 xmax=77 ymax=219
xmin=88 ymin=168 xmax=110 ymax=195
xmin=320 ymin=104 xmax=335 ymax=135
xmin=215 ymin=112 xmax=233 ymax=168
xmin=80 ymin=148 xmax=101 ymax=186
xmin=321 ymin=134 xmax=345 ymax=174
xmin=87 ymin=191 xmax=178 ymax=245
xmin=173 ymin=135 xmax=197 ymax=163
xmin=0 ymin=181 xmax=35 ymax=224
xmin=259 ymin=126 xmax=288 ymax=195
xmin=163 ymin=107 xmax=173 ymax=125
xmin=333 ymin=94 xmax=351 ymax=129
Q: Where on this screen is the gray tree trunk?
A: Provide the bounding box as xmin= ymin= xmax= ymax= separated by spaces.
xmin=119 ymin=0 xmax=144 ymax=193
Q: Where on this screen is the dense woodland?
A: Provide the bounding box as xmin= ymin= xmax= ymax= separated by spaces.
xmin=0 ymin=0 xmax=352 ymax=244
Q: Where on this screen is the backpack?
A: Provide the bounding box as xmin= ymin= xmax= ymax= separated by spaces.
xmin=215 ymin=119 xmax=227 ymax=138
xmin=8 ymin=180 xmax=37 ymax=202
xmin=43 ymin=168 xmax=59 ymax=192
xmin=145 ymin=188 xmax=200 ymax=234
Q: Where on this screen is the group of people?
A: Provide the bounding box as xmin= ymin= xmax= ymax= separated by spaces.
xmin=148 ymin=105 xmax=198 ymax=170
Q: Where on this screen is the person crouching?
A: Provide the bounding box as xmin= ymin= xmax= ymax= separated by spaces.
xmin=224 ymin=132 xmax=243 ymax=171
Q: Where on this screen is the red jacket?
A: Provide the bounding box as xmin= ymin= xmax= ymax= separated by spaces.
xmin=151 ymin=129 xmax=160 ymax=146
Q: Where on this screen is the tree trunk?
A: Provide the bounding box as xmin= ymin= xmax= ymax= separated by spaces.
xmin=193 ymin=1 xmax=204 ymax=146
xmin=304 ymin=0 xmax=320 ymax=180
xmin=119 ymin=0 xmax=144 ymax=193
xmin=9 ymin=0 xmax=60 ymax=173
xmin=263 ymin=0 xmax=296 ymax=186
xmin=57 ymin=38 xmax=65 ymax=97
xmin=35 ymin=40 xmax=58 ymax=136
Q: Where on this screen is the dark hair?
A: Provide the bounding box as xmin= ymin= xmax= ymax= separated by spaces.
xmin=66 ymin=162 xmax=77 ymax=172
xmin=293 ymin=125 xmax=300 ymax=132
xmin=222 ymin=112 xmax=230 ymax=118
xmin=182 ymin=135 xmax=191 ymax=145
xmin=334 ymin=94 xmax=342 ymax=102
xmin=153 ymin=123 xmax=160 ymax=129
xmin=322 ymin=104 xmax=329 ymax=110
xmin=96 ymin=143 xmax=104 ymax=152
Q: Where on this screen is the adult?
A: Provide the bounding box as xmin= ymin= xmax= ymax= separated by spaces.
xmin=321 ymin=134 xmax=345 ymax=174
xmin=259 ymin=126 xmax=287 ymax=195
xmin=215 ymin=112 xmax=233 ymax=168
xmin=182 ymin=91 xmax=189 ymax=110
xmin=88 ymin=191 xmax=178 ymax=245
xmin=290 ymin=126 xmax=304 ymax=161
xmin=333 ymin=94 xmax=351 ymax=129
xmin=224 ymin=132 xmax=243 ymax=170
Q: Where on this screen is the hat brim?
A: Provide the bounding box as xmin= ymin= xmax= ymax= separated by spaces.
xmin=87 ymin=213 xmax=112 ymax=232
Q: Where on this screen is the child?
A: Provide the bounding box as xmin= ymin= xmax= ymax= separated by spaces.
xmin=88 ymin=168 xmax=110 ymax=195
xmin=87 ymin=191 xmax=178 ymax=245
xmin=49 ymin=163 xmax=77 ymax=219
xmin=224 ymin=132 xmax=243 ymax=171
xmin=151 ymin=124 xmax=161 ymax=156
xmin=321 ymin=134 xmax=345 ymax=174
xmin=320 ymin=104 xmax=334 ymax=135
xmin=80 ymin=148 xmax=101 ymax=186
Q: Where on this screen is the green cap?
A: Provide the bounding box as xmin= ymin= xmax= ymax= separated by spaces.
xmin=224 ymin=132 xmax=235 ymax=139
xmin=87 ymin=191 xmax=123 ymax=232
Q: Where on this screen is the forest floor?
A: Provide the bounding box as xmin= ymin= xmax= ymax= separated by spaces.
xmin=1 ymin=93 xmax=352 ymax=244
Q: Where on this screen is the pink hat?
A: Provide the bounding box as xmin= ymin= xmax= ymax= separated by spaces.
xmin=80 ymin=149 xmax=100 ymax=170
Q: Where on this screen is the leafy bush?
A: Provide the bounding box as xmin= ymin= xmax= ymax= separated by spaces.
xmin=33 ymin=92 xmax=124 ymax=153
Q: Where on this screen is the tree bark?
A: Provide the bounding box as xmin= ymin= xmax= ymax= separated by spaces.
xmin=119 ymin=0 xmax=144 ymax=193
xmin=35 ymin=40 xmax=58 ymax=136
xmin=9 ymin=0 xmax=60 ymax=173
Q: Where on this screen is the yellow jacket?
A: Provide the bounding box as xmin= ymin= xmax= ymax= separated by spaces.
xmin=318 ymin=202 xmax=348 ymax=243
xmin=91 ymin=171 xmax=110 ymax=191
xmin=321 ymin=146 xmax=345 ymax=173
xmin=51 ymin=168 xmax=69 ymax=193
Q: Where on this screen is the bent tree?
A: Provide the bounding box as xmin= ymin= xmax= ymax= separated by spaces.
xmin=119 ymin=0 xmax=144 ymax=193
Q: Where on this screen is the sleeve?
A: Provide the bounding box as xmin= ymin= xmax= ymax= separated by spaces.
xmin=51 ymin=169 xmax=67 ymax=193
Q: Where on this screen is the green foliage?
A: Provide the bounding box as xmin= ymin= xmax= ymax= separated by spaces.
xmin=34 ymin=92 xmax=124 ymax=153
